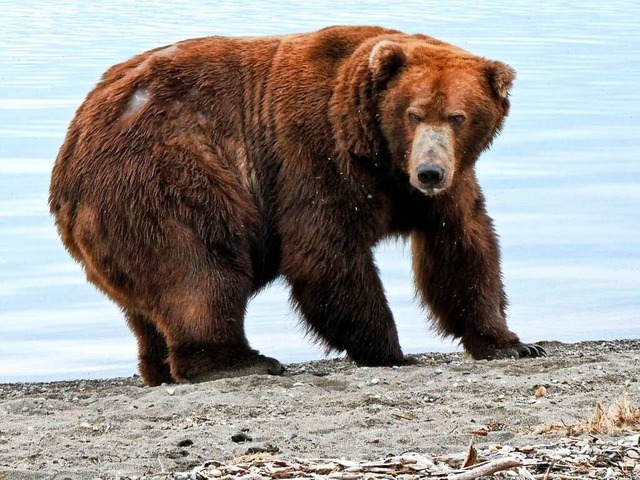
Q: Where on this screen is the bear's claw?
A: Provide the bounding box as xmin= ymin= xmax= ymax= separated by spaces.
xmin=523 ymin=344 xmax=547 ymax=357
xmin=499 ymin=343 xmax=547 ymax=359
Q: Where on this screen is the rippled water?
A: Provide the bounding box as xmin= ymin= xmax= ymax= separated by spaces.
xmin=1 ymin=1 xmax=639 ymax=382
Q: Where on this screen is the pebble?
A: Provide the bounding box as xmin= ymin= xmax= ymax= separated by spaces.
xmin=166 ymin=388 xmax=175 ymax=396
xmin=370 ymin=378 xmax=380 ymax=385
xmin=231 ymin=432 xmax=252 ymax=443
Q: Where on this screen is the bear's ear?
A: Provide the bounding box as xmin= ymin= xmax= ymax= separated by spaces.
xmin=486 ymin=61 xmax=516 ymax=99
xmin=369 ymin=40 xmax=407 ymax=88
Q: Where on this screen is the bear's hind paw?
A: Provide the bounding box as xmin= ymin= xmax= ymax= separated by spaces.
xmin=187 ymin=354 xmax=285 ymax=383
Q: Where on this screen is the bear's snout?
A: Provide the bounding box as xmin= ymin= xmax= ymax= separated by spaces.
xmin=416 ymin=163 xmax=445 ymax=188
xmin=409 ymin=125 xmax=454 ymax=195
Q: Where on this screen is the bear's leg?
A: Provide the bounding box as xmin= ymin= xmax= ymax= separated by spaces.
xmin=125 ymin=311 xmax=172 ymax=386
xmin=411 ymin=198 xmax=546 ymax=360
xmin=149 ymin=256 xmax=282 ymax=383
xmin=284 ymin=246 xmax=405 ymax=366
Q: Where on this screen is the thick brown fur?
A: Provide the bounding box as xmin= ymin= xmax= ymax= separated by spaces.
xmin=50 ymin=26 xmax=542 ymax=386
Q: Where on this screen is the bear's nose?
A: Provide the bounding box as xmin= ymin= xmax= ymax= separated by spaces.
xmin=416 ymin=163 xmax=445 ymax=187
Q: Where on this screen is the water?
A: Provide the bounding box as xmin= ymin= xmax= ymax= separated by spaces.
xmin=1 ymin=1 xmax=639 ymax=383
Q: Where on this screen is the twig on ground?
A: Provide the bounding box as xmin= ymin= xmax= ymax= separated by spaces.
xmin=448 ymin=457 xmax=522 ymax=480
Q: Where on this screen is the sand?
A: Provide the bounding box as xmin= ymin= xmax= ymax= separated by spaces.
xmin=1 ymin=339 xmax=639 ymax=479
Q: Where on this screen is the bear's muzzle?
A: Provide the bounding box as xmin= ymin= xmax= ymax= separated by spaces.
xmin=409 ymin=124 xmax=454 ymax=195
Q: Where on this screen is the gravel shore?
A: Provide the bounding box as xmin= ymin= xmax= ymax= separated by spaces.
xmin=1 ymin=339 xmax=639 ymax=479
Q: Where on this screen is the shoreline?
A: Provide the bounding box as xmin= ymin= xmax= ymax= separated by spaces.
xmin=1 ymin=339 xmax=639 ymax=479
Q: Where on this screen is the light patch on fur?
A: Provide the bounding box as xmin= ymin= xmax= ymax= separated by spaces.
xmin=156 ymin=44 xmax=179 ymax=58
xmin=231 ymin=142 xmax=253 ymax=192
xmin=123 ymin=88 xmax=150 ymax=119
xmin=233 ymin=33 xmax=300 ymax=42
xmin=225 ymin=140 xmax=261 ymax=206
xmin=132 ymin=43 xmax=179 ymax=74
xmin=235 ymin=149 xmax=249 ymax=187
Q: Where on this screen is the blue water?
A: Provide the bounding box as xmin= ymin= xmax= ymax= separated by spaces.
xmin=1 ymin=1 xmax=639 ymax=382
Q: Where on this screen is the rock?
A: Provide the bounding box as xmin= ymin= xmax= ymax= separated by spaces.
xmin=535 ymin=386 xmax=547 ymax=398
xmin=232 ymin=432 xmax=252 ymax=443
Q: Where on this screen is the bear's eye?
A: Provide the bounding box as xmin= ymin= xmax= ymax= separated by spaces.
xmin=448 ymin=114 xmax=466 ymax=128
xmin=407 ymin=108 xmax=424 ymax=125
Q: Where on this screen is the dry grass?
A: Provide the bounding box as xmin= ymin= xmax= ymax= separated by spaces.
xmin=539 ymin=395 xmax=640 ymax=436
xmin=583 ymin=395 xmax=640 ymax=434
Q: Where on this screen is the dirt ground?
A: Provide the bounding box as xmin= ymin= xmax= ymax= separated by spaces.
xmin=1 ymin=339 xmax=639 ymax=479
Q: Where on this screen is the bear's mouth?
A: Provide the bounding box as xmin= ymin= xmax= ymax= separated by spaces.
xmin=417 ymin=186 xmax=446 ymax=197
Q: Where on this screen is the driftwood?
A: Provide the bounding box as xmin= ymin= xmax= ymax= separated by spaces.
xmin=448 ymin=457 xmax=522 ymax=479
xmin=139 ymin=433 xmax=640 ymax=479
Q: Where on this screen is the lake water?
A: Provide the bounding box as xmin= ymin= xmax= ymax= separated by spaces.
xmin=1 ymin=1 xmax=639 ymax=383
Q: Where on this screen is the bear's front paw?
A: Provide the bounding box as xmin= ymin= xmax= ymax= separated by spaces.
xmin=491 ymin=343 xmax=547 ymax=360
xmin=463 ymin=333 xmax=548 ymax=360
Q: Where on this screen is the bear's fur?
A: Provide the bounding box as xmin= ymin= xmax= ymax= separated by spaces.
xmin=50 ymin=26 xmax=544 ymax=386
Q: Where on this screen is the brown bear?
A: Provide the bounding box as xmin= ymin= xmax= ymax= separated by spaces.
xmin=49 ymin=25 xmax=545 ymax=386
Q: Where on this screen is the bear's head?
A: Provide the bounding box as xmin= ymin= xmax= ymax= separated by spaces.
xmin=371 ymin=39 xmax=515 ymax=195
xmin=333 ymin=36 xmax=515 ymax=197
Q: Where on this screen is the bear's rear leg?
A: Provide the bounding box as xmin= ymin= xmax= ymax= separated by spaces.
xmin=126 ymin=311 xmax=172 ymax=386
xmin=151 ymin=264 xmax=283 ymax=384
